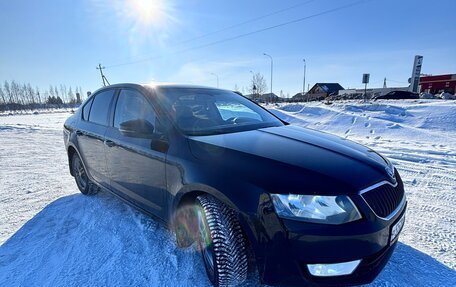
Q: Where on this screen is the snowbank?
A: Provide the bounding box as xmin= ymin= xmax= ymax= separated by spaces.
xmin=1 ymin=101 xmax=455 ymax=286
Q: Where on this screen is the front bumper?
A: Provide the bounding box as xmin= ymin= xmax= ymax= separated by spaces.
xmin=247 ymin=196 xmax=406 ymax=286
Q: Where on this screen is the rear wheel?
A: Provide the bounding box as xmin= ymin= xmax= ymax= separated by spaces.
xmin=71 ymin=153 xmax=96 ymax=195
xmin=196 ymin=194 xmax=248 ymax=287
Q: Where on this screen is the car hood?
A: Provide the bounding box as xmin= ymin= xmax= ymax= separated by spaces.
xmin=188 ymin=125 xmax=394 ymax=195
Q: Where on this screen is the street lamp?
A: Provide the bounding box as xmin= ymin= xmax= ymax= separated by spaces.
xmin=302 ymin=59 xmax=306 ymax=96
xmin=263 ymin=53 xmax=273 ymax=103
xmin=210 ymin=72 xmax=219 ymax=88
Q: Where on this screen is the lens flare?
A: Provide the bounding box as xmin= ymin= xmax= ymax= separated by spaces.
xmin=90 ymin=0 xmax=178 ymax=49
xmin=126 ymin=0 xmax=169 ymax=28
xmin=172 ymin=204 xmax=213 ymax=251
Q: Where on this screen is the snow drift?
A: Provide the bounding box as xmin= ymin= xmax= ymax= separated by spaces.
xmin=1 ymin=101 xmax=455 ymax=286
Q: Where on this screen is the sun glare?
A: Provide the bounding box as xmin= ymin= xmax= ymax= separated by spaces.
xmin=92 ymin=0 xmax=177 ymax=52
xmin=126 ymin=0 xmax=168 ymax=27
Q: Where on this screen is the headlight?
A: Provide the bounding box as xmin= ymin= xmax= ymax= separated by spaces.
xmin=270 ymin=194 xmax=362 ymax=224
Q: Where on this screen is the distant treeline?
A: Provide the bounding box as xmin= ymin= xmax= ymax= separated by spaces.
xmin=0 ymin=80 xmax=87 ymax=111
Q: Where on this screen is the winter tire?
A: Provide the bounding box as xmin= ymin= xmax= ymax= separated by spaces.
xmin=196 ymin=194 xmax=248 ymax=287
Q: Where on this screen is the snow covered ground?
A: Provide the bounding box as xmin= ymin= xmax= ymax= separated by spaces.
xmin=0 ymin=100 xmax=455 ymax=286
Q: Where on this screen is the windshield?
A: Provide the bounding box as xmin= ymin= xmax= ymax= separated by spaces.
xmin=155 ymin=87 xmax=283 ymax=136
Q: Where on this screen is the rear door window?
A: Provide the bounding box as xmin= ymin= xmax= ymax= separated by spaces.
xmin=82 ymin=97 xmax=93 ymax=121
xmin=88 ymin=90 xmax=115 ymax=126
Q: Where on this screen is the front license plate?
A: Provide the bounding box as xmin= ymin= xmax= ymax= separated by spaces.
xmin=391 ymin=213 xmax=405 ymax=243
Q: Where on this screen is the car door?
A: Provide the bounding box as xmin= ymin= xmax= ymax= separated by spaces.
xmin=76 ymin=89 xmax=116 ymax=188
xmin=104 ymin=88 xmax=167 ymax=218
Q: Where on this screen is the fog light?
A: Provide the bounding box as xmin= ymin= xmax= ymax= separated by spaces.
xmin=307 ymin=260 xmax=361 ymax=277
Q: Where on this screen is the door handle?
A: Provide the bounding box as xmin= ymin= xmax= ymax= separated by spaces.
xmin=104 ymin=140 xmax=116 ymax=147
xmin=75 ymin=130 xmax=83 ymax=136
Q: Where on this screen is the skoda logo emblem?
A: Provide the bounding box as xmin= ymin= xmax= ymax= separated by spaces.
xmin=385 ymin=166 xmax=395 ymax=179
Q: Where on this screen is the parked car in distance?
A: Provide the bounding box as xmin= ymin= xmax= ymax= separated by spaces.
xmin=375 ymin=90 xmax=419 ymax=100
xmin=63 ymin=83 xmax=407 ymax=286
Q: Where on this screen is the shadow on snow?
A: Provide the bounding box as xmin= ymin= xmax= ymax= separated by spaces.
xmin=0 ymin=192 xmax=454 ymax=286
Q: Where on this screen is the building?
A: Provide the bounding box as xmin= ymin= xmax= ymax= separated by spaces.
xmin=292 ymin=83 xmax=344 ymax=101
xmin=309 ymin=83 xmax=344 ymax=97
xmin=419 ymin=74 xmax=456 ymax=94
xmin=244 ymin=92 xmax=280 ymax=103
xmin=291 ymin=92 xmax=307 ymax=101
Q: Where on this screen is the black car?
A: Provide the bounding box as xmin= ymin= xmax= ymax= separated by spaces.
xmin=375 ymin=90 xmax=419 ymax=100
xmin=63 ymin=84 xmax=406 ymax=286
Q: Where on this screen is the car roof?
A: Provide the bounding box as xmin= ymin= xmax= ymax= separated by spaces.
xmin=145 ymin=83 xmax=219 ymax=90
xmin=95 ymin=83 xmax=225 ymax=92
xmin=90 ymin=83 xmax=232 ymax=98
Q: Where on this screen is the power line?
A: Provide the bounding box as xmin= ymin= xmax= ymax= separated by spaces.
xmin=179 ymin=0 xmax=317 ymax=45
xmin=106 ymin=0 xmax=371 ymax=69
xmin=106 ymin=0 xmax=317 ymax=67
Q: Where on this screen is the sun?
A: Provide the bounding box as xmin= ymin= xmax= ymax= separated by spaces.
xmin=126 ymin=0 xmax=169 ymax=28
xmin=91 ymin=0 xmax=178 ymax=51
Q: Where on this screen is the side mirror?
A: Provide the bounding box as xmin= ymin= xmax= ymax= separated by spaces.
xmin=119 ymin=119 xmax=155 ymax=138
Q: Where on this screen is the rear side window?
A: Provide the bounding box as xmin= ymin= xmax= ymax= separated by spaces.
xmin=88 ymin=90 xmax=115 ymax=126
xmin=114 ymin=89 xmax=156 ymax=129
xmin=82 ymin=97 xmax=93 ymax=121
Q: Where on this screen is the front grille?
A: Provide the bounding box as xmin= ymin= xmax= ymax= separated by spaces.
xmin=362 ymin=171 xmax=404 ymax=218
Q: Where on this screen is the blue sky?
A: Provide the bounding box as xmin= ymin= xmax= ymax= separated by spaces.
xmin=1 ymin=0 xmax=455 ymax=97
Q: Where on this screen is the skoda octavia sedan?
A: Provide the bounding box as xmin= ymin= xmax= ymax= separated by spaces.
xmin=63 ymin=83 xmax=406 ymax=286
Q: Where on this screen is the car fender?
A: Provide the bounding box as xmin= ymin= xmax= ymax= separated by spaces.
xmin=66 ymin=142 xmax=96 ymax=184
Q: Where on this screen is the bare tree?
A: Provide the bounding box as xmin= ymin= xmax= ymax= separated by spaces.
xmin=49 ymin=85 xmax=55 ymax=98
xmin=68 ymin=87 xmax=75 ymax=104
xmin=26 ymin=83 xmax=35 ymax=105
xmin=54 ymin=86 xmax=59 ymax=100
xmin=21 ymin=83 xmax=28 ymax=105
xmin=0 ymin=81 xmax=86 ymax=111
xmin=18 ymin=84 xmax=26 ymax=108
xmin=0 ymin=86 xmax=5 ymax=105
xmin=11 ymin=81 xmax=22 ymax=106
xmin=4 ymin=81 xmax=12 ymax=104
xmin=35 ymin=86 xmax=41 ymax=104
xmin=60 ymin=84 xmax=68 ymax=104
xmin=248 ymin=72 xmax=267 ymax=96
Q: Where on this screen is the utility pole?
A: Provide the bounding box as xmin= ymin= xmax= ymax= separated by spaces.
xmin=263 ymin=53 xmax=273 ymax=103
xmin=96 ymin=64 xmax=110 ymax=87
xmin=302 ymin=59 xmax=306 ymax=96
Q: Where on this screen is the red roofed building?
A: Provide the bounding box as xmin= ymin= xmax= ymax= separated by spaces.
xmin=419 ymin=74 xmax=456 ymax=94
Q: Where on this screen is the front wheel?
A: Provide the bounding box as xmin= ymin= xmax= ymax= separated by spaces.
xmin=196 ymin=195 xmax=248 ymax=287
